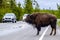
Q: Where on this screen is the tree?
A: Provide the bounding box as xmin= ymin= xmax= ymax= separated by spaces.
xmin=0 ymin=0 xmax=2 ymax=8
xmin=57 ymin=4 xmax=60 ymax=18
xmin=33 ymin=0 xmax=40 ymax=12
xmin=10 ymin=0 xmax=16 ymax=10
xmin=17 ymin=2 xmax=23 ymax=20
xmin=24 ymin=0 xmax=33 ymax=14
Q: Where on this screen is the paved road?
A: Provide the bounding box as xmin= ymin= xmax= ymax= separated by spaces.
xmin=42 ymin=26 xmax=60 ymax=40
xmin=0 ymin=21 xmax=60 ymax=40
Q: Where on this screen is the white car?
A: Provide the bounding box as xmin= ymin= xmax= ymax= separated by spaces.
xmin=2 ymin=13 xmax=16 ymax=23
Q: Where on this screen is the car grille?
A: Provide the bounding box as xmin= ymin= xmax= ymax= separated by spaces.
xmin=5 ymin=18 xmax=11 ymax=19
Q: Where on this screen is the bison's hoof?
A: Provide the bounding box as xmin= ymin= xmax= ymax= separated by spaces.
xmin=36 ymin=33 xmax=39 ymax=35
xmin=53 ymin=33 xmax=56 ymax=36
xmin=37 ymin=34 xmax=39 ymax=35
xmin=50 ymin=33 xmax=52 ymax=35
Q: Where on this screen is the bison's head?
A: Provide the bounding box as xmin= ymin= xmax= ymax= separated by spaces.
xmin=23 ymin=14 xmax=37 ymax=24
xmin=24 ymin=14 xmax=33 ymax=24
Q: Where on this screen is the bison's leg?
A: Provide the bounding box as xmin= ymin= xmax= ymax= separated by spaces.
xmin=50 ymin=21 xmax=56 ymax=35
xmin=36 ymin=27 xmax=41 ymax=35
xmin=53 ymin=27 xmax=56 ymax=35
xmin=50 ymin=27 xmax=53 ymax=35
xmin=36 ymin=25 xmax=41 ymax=35
xmin=50 ymin=27 xmax=56 ymax=35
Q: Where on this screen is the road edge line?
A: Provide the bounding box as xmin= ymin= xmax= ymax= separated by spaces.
xmin=39 ymin=26 xmax=49 ymax=40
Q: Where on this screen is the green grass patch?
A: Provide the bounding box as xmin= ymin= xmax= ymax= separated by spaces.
xmin=57 ymin=21 xmax=60 ymax=26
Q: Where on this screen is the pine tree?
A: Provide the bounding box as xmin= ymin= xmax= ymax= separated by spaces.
xmin=24 ymin=0 xmax=33 ymax=14
xmin=10 ymin=0 xmax=16 ymax=10
xmin=17 ymin=2 xmax=22 ymax=20
xmin=57 ymin=4 xmax=60 ymax=18
xmin=0 ymin=0 xmax=2 ymax=8
xmin=33 ymin=0 xmax=40 ymax=12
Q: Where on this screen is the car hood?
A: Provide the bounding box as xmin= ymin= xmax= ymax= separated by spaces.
xmin=3 ymin=16 xmax=14 ymax=19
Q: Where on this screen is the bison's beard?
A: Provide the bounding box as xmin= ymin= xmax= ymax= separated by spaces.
xmin=26 ymin=20 xmax=33 ymax=24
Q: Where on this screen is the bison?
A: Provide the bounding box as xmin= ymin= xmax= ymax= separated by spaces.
xmin=24 ymin=12 xmax=57 ymax=35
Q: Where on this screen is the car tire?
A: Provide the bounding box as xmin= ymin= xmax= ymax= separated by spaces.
xmin=12 ymin=21 xmax=14 ymax=23
xmin=15 ymin=21 xmax=16 ymax=23
xmin=12 ymin=21 xmax=16 ymax=23
xmin=3 ymin=21 xmax=4 ymax=23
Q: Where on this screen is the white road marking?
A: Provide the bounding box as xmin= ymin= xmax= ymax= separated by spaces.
xmin=39 ymin=26 xmax=49 ymax=40
xmin=57 ymin=29 xmax=60 ymax=34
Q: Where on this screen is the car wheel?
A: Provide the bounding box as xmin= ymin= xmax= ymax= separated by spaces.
xmin=3 ymin=21 xmax=4 ymax=23
xmin=12 ymin=21 xmax=14 ymax=23
xmin=12 ymin=21 xmax=16 ymax=23
xmin=15 ymin=21 xmax=16 ymax=23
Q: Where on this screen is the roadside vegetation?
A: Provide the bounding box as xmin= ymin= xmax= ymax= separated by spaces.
xmin=0 ymin=0 xmax=60 ymax=24
xmin=57 ymin=19 xmax=60 ymax=26
xmin=57 ymin=21 xmax=60 ymax=26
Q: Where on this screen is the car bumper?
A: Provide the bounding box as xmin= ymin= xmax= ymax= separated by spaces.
xmin=2 ymin=19 xmax=13 ymax=22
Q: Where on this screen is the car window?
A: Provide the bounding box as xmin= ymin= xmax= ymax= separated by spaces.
xmin=5 ymin=14 xmax=14 ymax=16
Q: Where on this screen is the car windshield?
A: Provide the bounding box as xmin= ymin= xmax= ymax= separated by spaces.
xmin=5 ymin=14 xmax=14 ymax=16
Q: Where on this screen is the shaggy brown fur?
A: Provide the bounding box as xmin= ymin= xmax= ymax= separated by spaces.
xmin=25 ymin=12 xmax=57 ymax=35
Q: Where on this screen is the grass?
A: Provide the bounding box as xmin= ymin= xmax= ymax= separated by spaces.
xmin=57 ymin=21 xmax=60 ymax=26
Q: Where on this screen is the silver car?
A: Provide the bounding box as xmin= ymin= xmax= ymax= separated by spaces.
xmin=2 ymin=13 xmax=16 ymax=23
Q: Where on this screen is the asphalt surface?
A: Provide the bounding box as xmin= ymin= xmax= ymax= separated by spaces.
xmin=0 ymin=21 xmax=60 ymax=40
xmin=42 ymin=26 xmax=60 ymax=40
